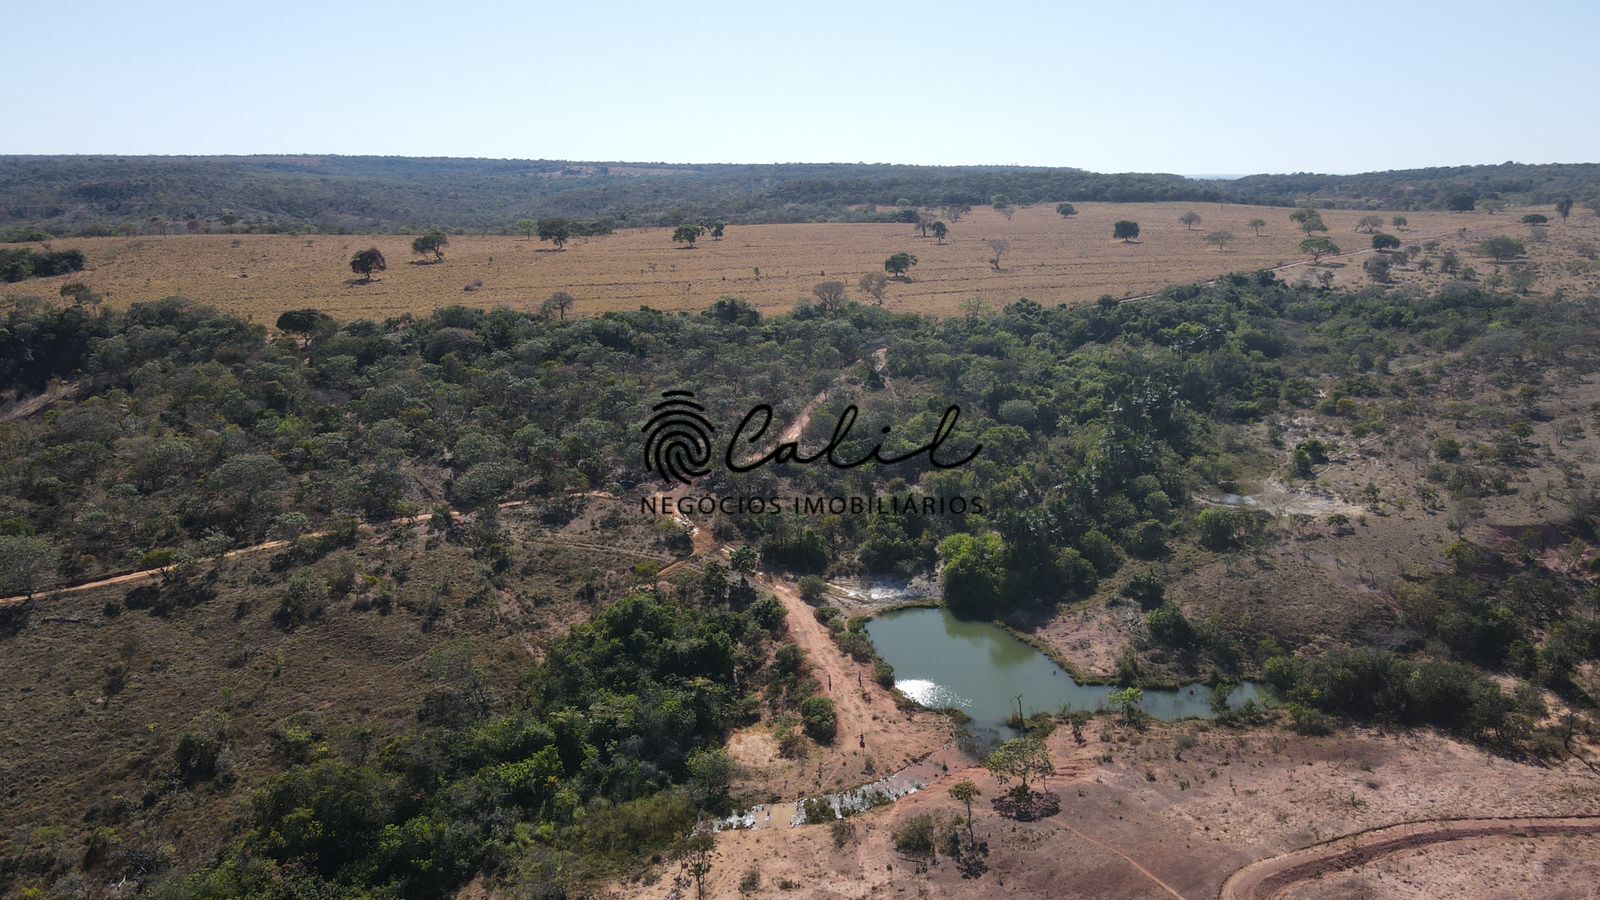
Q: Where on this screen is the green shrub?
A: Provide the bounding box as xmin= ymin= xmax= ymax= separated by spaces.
xmin=800 ymin=696 xmax=838 ymax=744
xmin=892 ymin=813 xmax=937 ymax=860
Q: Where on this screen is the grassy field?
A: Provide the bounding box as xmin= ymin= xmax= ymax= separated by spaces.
xmin=7 ymin=202 xmax=1580 ymax=322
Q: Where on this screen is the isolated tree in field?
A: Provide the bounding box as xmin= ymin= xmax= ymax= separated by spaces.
xmin=1479 ymin=236 xmax=1525 ymax=262
xmin=1448 ymin=193 xmax=1477 ymax=212
xmin=949 ymin=780 xmax=981 ymax=838
xmin=1363 ymin=254 xmax=1392 ymax=283
xmin=1299 ymin=236 xmax=1339 ymax=263
xmin=1113 ymin=220 xmax=1140 ymax=242
xmin=1520 ymin=213 xmax=1548 ymax=225
xmin=1290 ymin=208 xmax=1328 ymax=234
xmin=1371 ymin=232 xmax=1401 ymax=251
xmin=859 ymin=271 xmax=889 ymax=304
xmin=1248 ymin=217 xmax=1267 ymax=236
xmin=988 ymin=238 xmax=1009 ymax=271
xmin=915 ymin=214 xmax=932 ymax=238
xmin=537 ymin=218 xmax=574 ymax=249
xmin=349 ymin=247 xmax=387 ymax=282
xmin=709 ymin=222 xmax=726 ymax=240
xmin=1356 ymin=214 xmax=1384 ymax=234
xmin=513 ymin=219 xmax=538 ymax=239
xmin=1480 ymin=199 xmax=1509 ymax=215
xmin=540 ymin=216 xmax=579 ymax=246
xmin=276 ymin=308 xmax=334 ymax=348
xmin=673 ymin=831 xmax=715 ymax=900
xmin=812 ymin=280 xmax=847 ymax=312
xmin=411 ymin=228 xmax=448 ymax=261
xmin=1056 ymin=202 xmax=1077 ymax=218
xmin=673 ymin=224 xmax=705 ymax=248
xmin=1391 ymin=215 xmax=1408 ymax=231
xmin=541 ymin=291 xmax=575 ymax=321
xmin=986 ymin=737 xmax=1051 ymax=794
xmin=1179 ymin=210 xmax=1201 ymax=230
xmin=885 ymin=252 xmax=918 ymax=280
xmin=59 ymin=282 xmax=101 ymax=308
xmin=1555 ymin=198 xmax=1574 ymax=224
xmin=930 ymin=220 xmax=948 ymax=244
xmin=942 ymin=203 xmax=971 ymax=222
xmin=0 ymin=534 xmax=56 ymax=600
xmin=1204 ymin=230 xmax=1234 ymax=251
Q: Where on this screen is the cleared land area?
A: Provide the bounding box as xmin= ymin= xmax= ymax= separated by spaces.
xmin=4 ymin=203 xmax=1567 ymax=321
xmin=624 ymin=722 xmax=1600 ymax=898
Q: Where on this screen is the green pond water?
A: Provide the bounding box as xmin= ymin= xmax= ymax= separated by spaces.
xmin=865 ymin=606 xmax=1270 ymax=733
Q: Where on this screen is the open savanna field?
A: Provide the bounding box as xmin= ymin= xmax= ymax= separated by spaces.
xmin=7 ymin=202 xmax=1580 ymax=322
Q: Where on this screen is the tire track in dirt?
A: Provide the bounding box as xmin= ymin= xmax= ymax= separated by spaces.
xmin=1219 ymin=815 xmax=1600 ymax=900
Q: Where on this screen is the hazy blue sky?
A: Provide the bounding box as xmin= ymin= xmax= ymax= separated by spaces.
xmin=12 ymin=1 xmax=1597 ymax=173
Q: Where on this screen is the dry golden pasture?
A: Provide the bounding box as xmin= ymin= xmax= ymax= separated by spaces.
xmin=4 ymin=202 xmax=1561 ymax=322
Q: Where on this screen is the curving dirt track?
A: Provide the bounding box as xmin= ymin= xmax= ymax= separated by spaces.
xmin=1219 ymin=815 xmax=1600 ymax=900
xmin=0 ymin=496 xmax=667 ymax=608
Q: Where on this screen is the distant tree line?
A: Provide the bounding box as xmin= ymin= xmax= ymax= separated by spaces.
xmin=7 ymin=157 xmax=1600 ymax=237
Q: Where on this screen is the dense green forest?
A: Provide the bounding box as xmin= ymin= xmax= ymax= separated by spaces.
xmin=4 ymin=156 xmax=1597 ymax=237
xmin=4 ymin=274 xmax=1600 ymax=893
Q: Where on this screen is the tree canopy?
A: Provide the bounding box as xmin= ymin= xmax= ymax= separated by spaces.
xmin=349 ymin=248 xmax=387 ymax=282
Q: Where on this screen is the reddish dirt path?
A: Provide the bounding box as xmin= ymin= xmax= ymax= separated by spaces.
xmin=1219 ymin=816 xmax=1600 ymax=900
xmin=757 ymin=574 xmax=944 ymax=755
xmin=1 ymin=497 xmax=667 ymax=607
xmin=0 ymin=380 xmax=80 ymax=423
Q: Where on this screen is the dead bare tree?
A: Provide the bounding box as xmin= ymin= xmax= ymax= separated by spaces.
xmin=988 ymin=239 xmax=1010 ymax=271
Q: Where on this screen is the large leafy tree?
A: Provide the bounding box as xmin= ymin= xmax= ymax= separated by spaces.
xmin=884 ymin=252 xmax=918 ymax=279
xmin=1298 ymin=236 xmax=1339 ymax=262
xmin=411 ymin=228 xmax=448 ymax=261
xmin=537 ymin=218 xmax=574 ymax=249
xmin=349 ymin=247 xmax=386 ymax=282
xmin=986 ymin=737 xmax=1051 ymax=794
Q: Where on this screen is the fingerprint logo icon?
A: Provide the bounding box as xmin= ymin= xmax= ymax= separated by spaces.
xmin=643 ymin=390 xmax=717 ymax=485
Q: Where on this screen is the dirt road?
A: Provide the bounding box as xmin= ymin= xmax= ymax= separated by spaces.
xmin=714 ymin=570 xmax=949 ymax=796
xmin=1219 ymin=815 xmax=1600 ymax=900
xmin=0 ymin=497 xmax=667 ymax=608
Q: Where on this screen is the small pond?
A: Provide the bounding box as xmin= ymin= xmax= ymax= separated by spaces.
xmin=865 ymin=606 xmax=1271 ymax=737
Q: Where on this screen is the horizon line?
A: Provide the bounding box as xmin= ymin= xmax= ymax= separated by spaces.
xmin=6 ymin=152 xmax=1596 ymax=180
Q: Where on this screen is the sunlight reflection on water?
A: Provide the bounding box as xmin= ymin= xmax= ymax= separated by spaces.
xmin=894 ymin=678 xmax=970 ymax=710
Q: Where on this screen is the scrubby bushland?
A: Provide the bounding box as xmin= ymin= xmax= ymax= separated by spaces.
xmin=156 ymin=590 xmax=785 ymax=896
xmin=0 ymin=246 xmax=86 ymax=281
xmin=5 ymin=265 xmax=1599 ymax=892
